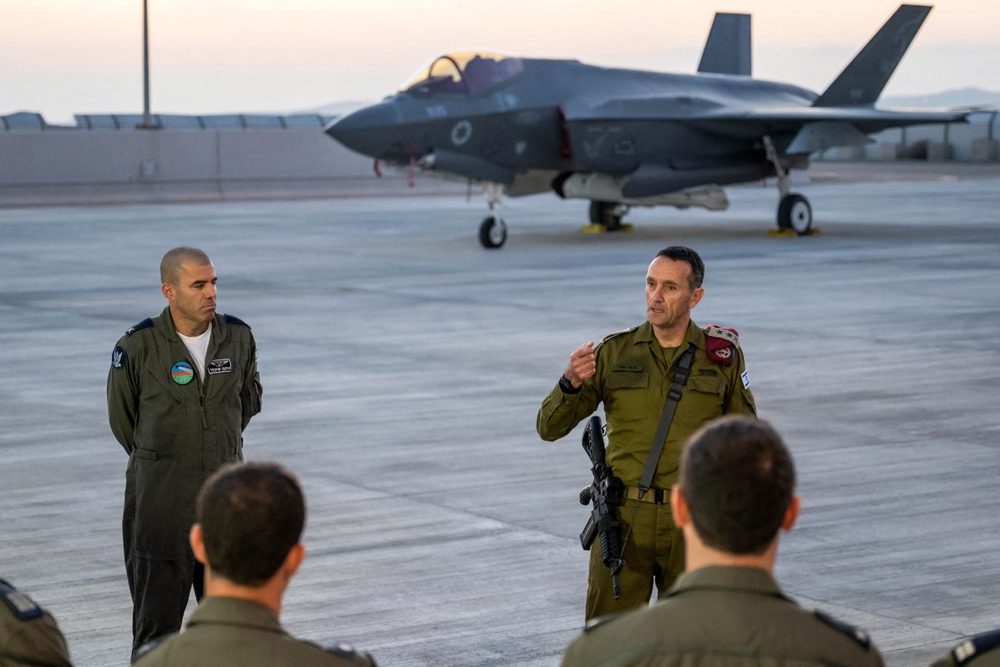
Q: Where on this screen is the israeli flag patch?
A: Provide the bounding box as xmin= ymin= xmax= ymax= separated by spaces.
xmin=741 ymin=369 xmax=751 ymax=389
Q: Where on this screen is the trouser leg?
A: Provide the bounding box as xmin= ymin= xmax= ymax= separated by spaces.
xmin=654 ymin=502 xmax=685 ymax=599
xmin=128 ymin=552 xmax=198 ymax=657
xmin=585 ymin=501 xmax=657 ymax=621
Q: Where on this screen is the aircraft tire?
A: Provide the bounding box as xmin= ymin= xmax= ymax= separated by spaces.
xmin=479 ymin=216 xmax=507 ymax=249
xmin=777 ymin=193 xmax=812 ymax=235
xmin=589 ymin=201 xmax=623 ymax=230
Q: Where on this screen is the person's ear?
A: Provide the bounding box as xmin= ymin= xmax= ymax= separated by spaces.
xmin=283 ymin=543 xmax=305 ymax=580
xmin=671 ymin=485 xmax=691 ymax=527
xmin=190 ymin=524 xmax=208 ymax=565
xmin=781 ymin=495 xmax=801 ymax=532
xmin=161 ymin=282 xmax=174 ymax=302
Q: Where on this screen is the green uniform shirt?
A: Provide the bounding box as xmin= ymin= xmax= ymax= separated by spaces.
xmin=561 ymin=566 xmax=885 ymax=667
xmin=107 ymin=307 xmax=262 ymax=559
xmin=537 ymin=320 xmax=755 ymax=488
xmin=133 ymin=597 xmax=376 ymax=667
xmin=0 ymin=579 xmax=71 ymax=667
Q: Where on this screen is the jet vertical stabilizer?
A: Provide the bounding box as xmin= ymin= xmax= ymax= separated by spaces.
xmin=813 ymin=4 xmax=931 ymax=107
xmin=697 ymin=13 xmax=751 ymax=76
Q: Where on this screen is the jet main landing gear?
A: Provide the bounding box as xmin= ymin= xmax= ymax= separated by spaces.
xmin=583 ymin=201 xmax=632 ymax=234
xmin=764 ymin=136 xmax=814 ymax=236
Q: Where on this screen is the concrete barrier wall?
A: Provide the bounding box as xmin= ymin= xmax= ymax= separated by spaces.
xmin=0 ymin=128 xmax=467 ymax=205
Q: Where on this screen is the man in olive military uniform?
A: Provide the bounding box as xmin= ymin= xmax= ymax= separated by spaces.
xmin=133 ymin=462 xmax=377 ymax=667
xmin=537 ymin=246 xmax=755 ymax=619
xmin=561 ymin=416 xmax=885 ymax=667
xmin=934 ymin=630 xmax=1000 ymax=667
xmin=0 ymin=578 xmax=72 ymax=667
xmin=107 ymin=247 xmax=262 ymax=658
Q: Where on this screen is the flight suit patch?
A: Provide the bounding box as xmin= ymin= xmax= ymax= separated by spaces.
xmin=111 ymin=345 xmax=127 ymax=369
xmin=170 ymin=361 xmax=195 ymax=385
xmin=208 ymin=358 xmax=232 ymax=375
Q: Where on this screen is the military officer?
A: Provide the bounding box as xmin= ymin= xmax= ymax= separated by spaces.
xmin=133 ymin=462 xmax=377 ymax=667
xmin=933 ymin=631 xmax=1000 ymax=667
xmin=0 ymin=579 xmax=72 ymax=667
xmin=561 ymin=416 xmax=885 ymax=667
xmin=107 ymin=247 xmax=262 ymax=658
xmin=537 ymin=246 xmax=755 ymax=620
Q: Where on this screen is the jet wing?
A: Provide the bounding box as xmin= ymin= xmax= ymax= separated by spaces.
xmin=563 ymin=97 xmax=972 ymax=153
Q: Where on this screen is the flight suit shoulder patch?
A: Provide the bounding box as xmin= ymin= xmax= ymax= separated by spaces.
xmin=111 ymin=345 xmax=128 ymax=370
xmin=704 ymin=324 xmax=740 ymax=366
xmin=948 ymin=629 xmax=1000 ymax=666
xmin=224 ymin=314 xmax=251 ymax=328
xmin=125 ymin=318 xmax=154 ymax=337
xmin=813 ymin=609 xmax=872 ymax=650
xmin=0 ymin=579 xmax=44 ymax=621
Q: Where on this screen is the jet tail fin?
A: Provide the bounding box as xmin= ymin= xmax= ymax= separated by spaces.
xmin=813 ymin=4 xmax=931 ymax=107
xmin=697 ymin=13 xmax=751 ymax=76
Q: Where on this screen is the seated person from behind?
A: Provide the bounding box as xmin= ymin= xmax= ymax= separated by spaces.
xmin=561 ymin=415 xmax=885 ymax=667
xmin=133 ymin=461 xmax=376 ymax=666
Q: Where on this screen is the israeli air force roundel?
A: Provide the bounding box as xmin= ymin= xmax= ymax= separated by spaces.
xmin=171 ymin=361 xmax=195 ymax=385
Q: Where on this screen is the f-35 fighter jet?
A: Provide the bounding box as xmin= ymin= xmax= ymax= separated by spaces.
xmin=327 ymin=4 xmax=967 ymax=248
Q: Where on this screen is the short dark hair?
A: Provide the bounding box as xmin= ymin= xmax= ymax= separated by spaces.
xmin=655 ymin=246 xmax=704 ymax=290
xmin=196 ymin=462 xmax=306 ymax=586
xmin=680 ymin=415 xmax=795 ymax=555
xmin=160 ymin=246 xmax=211 ymax=284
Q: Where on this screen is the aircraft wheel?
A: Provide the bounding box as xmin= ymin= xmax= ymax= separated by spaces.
xmin=777 ymin=194 xmax=812 ymax=235
xmin=589 ymin=201 xmax=623 ymax=230
xmin=479 ymin=216 xmax=507 ymax=249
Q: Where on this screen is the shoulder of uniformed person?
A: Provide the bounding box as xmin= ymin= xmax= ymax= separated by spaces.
xmin=702 ymin=323 xmax=743 ymax=366
xmin=594 ymin=325 xmax=641 ymax=359
xmin=0 ymin=578 xmax=72 ymax=667
xmin=932 ymin=628 xmax=1000 ymax=667
xmin=223 ymin=313 xmax=252 ymax=329
xmin=303 ymin=640 xmax=378 ymax=666
xmin=110 ymin=317 xmax=155 ymax=371
xmin=811 ymin=608 xmax=883 ymax=662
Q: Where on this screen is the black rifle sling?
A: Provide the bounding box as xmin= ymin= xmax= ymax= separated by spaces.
xmin=638 ymin=341 xmax=697 ymax=496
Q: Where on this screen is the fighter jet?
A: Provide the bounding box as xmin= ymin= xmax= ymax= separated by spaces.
xmin=326 ymin=4 xmax=968 ymax=248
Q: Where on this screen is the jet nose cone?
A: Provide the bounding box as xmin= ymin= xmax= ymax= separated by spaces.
xmin=325 ymin=102 xmax=401 ymax=157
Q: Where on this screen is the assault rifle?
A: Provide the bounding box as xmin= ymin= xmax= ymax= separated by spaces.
xmin=578 ymin=415 xmax=625 ymax=599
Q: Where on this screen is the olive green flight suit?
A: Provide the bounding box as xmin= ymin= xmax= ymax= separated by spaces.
xmin=537 ymin=321 xmax=755 ymax=619
xmin=560 ymin=566 xmax=885 ymax=667
xmin=132 ymin=597 xmax=377 ymax=667
xmin=0 ymin=579 xmax=71 ymax=667
xmin=933 ymin=630 xmax=1000 ymax=667
xmin=107 ymin=307 xmax=262 ymax=655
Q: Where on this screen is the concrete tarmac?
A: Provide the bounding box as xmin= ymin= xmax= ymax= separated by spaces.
xmin=1 ymin=164 xmax=998 ymax=666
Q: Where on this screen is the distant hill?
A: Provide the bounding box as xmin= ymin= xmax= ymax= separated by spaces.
xmin=882 ymin=87 xmax=1000 ymax=109
xmin=298 ymin=101 xmax=373 ymax=118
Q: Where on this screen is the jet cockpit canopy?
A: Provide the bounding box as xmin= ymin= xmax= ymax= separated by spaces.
xmin=403 ymin=52 xmax=524 ymax=95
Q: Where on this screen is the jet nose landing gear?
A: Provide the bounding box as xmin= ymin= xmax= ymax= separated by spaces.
xmin=479 ymin=215 xmax=508 ymax=248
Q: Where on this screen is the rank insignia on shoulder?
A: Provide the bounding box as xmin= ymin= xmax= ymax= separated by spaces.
xmin=0 ymin=580 xmax=44 ymax=622
xmin=601 ymin=326 xmax=639 ymax=345
xmin=125 ymin=318 xmax=154 ymax=337
xmin=111 ymin=345 xmax=127 ymax=370
xmin=813 ymin=609 xmax=871 ymax=650
xmin=949 ymin=629 xmax=1000 ymax=666
xmin=705 ymin=324 xmax=740 ymax=366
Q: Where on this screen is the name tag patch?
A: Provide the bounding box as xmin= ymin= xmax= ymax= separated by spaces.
xmin=208 ymin=358 xmax=232 ymax=375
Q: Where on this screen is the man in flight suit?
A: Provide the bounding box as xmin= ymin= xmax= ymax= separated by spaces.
xmin=934 ymin=631 xmax=1000 ymax=667
xmin=561 ymin=416 xmax=885 ymax=667
xmin=537 ymin=246 xmax=755 ymax=620
xmin=107 ymin=247 xmax=262 ymax=658
xmin=133 ymin=462 xmax=377 ymax=666
xmin=0 ymin=579 xmax=72 ymax=667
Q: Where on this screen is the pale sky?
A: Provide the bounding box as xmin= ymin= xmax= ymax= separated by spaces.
xmin=2 ymin=0 xmax=998 ymax=124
